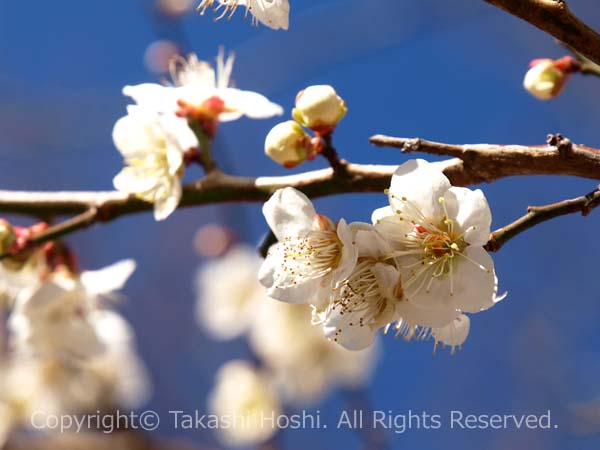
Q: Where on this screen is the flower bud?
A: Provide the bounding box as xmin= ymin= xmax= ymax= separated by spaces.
xmin=264 ymin=121 xmax=311 ymax=168
xmin=523 ymin=59 xmax=572 ymax=100
xmin=292 ymin=85 xmax=347 ymax=134
xmin=0 ymin=220 xmax=15 ymax=254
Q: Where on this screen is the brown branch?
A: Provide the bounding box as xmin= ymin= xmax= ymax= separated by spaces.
xmin=2 ymin=133 xmax=600 ymax=253
xmin=369 ymin=134 xmax=600 ymax=184
xmin=483 ymin=0 xmax=600 ymax=66
xmin=485 ymin=187 xmax=600 ymax=251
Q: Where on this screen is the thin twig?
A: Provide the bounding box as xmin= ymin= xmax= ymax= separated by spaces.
xmin=0 ymin=208 xmax=99 ymax=260
xmin=483 ymin=0 xmax=600 ymax=66
xmin=485 ymin=187 xmax=600 ymax=252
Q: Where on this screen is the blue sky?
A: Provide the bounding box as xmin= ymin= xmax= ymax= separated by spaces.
xmin=1 ymin=1 xmax=600 ymax=449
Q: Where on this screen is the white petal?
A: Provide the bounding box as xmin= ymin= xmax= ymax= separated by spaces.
xmin=262 ymin=187 xmax=316 ymax=241
xmin=405 ymin=246 xmax=496 ymax=313
xmin=389 ymin=159 xmax=451 ymax=218
xmin=236 ymin=0 xmax=290 ymax=30
xmin=447 ymin=186 xmax=492 ymax=245
xmin=323 ymin=308 xmax=377 ymax=351
xmin=123 ymin=83 xmax=179 ymax=113
xmin=153 ymin=179 xmax=182 ymax=221
xmin=371 ymin=206 xmax=393 ymax=224
xmin=332 ymin=219 xmax=358 ymax=284
xmin=396 ymin=300 xmax=459 ymax=328
xmin=113 ymin=168 xmax=158 ymax=194
xmin=258 ymin=243 xmax=322 ymax=304
xmin=219 ymin=89 xmax=284 ymax=120
xmin=432 ymin=314 xmax=470 ymax=347
xmin=350 ymin=222 xmax=393 ymax=258
xmin=80 ymin=260 xmax=136 ymax=296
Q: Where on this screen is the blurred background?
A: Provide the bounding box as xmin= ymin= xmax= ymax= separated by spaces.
xmin=1 ymin=0 xmax=600 ymax=449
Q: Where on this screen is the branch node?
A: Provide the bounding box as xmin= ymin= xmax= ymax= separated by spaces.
xmin=547 ymin=133 xmax=574 ymax=159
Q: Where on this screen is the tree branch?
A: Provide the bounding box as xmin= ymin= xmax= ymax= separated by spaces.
xmin=483 ymin=0 xmax=600 ymax=66
xmin=485 ymin=187 xmax=600 ymax=251
xmin=2 ymin=133 xmax=600 ymax=253
xmin=369 ymin=133 xmax=600 ymax=183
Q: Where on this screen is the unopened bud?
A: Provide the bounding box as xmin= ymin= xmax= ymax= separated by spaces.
xmin=264 ymin=121 xmax=311 ymax=168
xmin=523 ymin=58 xmax=575 ymax=100
xmin=292 ymin=85 xmax=347 ymax=134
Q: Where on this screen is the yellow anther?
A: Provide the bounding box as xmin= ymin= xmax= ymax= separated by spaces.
xmin=450 ymin=243 xmax=459 ymax=251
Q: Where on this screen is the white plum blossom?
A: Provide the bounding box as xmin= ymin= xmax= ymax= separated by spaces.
xmin=370 ymin=159 xmax=503 ymax=351
xmin=249 ymin=298 xmax=378 ymax=404
xmin=195 ymin=245 xmax=265 ymax=340
xmin=9 ymin=260 xmax=136 ymax=361
xmin=197 ymin=0 xmax=290 ymax=30
xmin=208 ymin=360 xmax=281 ymax=446
xmin=112 ymin=106 xmax=198 ymax=221
xmin=315 ymin=224 xmax=405 ymax=350
xmin=259 ymin=187 xmax=358 ymax=306
xmin=123 ymin=50 xmax=283 ymax=125
xmin=373 ymin=159 xmax=497 ymax=310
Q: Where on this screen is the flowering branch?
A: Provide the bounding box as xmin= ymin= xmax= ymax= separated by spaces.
xmin=2 ymin=133 xmax=600 ymax=257
xmin=483 ymin=0 xmax=600 ymax=66
xmin=485 ymin=186 xmax=600 ymax=251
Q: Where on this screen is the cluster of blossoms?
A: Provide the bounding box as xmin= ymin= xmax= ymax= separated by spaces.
xmin=113 ymin=49 xmax=283 ymax=220
xmin=260 ymin=159 xmax=505 ymax=352
xmin=195 ymin=245 xmax=377 ymax=446
xmin=0 ymin=221 xmax=149 ymax=444
xmin=264 ymin=85 xmax=347 ymax=167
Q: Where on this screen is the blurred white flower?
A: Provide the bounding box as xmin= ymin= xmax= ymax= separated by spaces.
xmin=259 ymin=187 xmax=358 ymax=306
xmin=0 ymin=252 xmax=46 ymax=307
xmin=9 ymin=260 xmax=136 ymax=361
xmin=249 ymin=298 xmax=378 ymax=404
xmin=124 ymin=50 xmax=283 ymax=128
xmin=112 ymin=106 xmax=197 ymax=221
xmin=195 ymin=245 xmax=264 ymax=340
xmin=208 ymin=360 xmax=280 ymax=447
xmin=85 ymin=310 xmax=151 ymax=410
xmin=197 ymin=0 xmax=290 ymax=30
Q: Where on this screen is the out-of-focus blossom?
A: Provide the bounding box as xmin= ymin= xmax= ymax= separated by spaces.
xmin=157 ymin=0 xmax=194 ymax=17
xmin=249 ymin=299 xmax=378 ymax=404
xmin=193 ymin=224 xmax=235 ymax=257
xmin=292 ymin=85 xmax=347 ymax=135
xmin=197 ymin=0 xmax=290 ymax=30
xmin=144 ymin=40 xmax=181 ymax=75
xmin=208 ymin=360 xmax=280 ymax=446
xmin=264 ymin=120 xmax=312 ymax=168
xmin=112 ymin=106 xmax=198 ymax=221
xmin=259 ymin=187 xmax=357 ymax=306
xmin=124 ymin=50 xmax=283 ymax=137
xmin=195 ymin=245 xmax=264 ymax=340
xmin=9 ymin=260 xmax=136 ymax=361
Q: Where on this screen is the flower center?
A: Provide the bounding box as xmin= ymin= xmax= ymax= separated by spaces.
xmin=279 ymin=229 xmax=341 ymax=286
xmin=330 ymin=260 xmax=401 ymax=335
xmin=388 ymin=196 xmax=488 ymax=298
